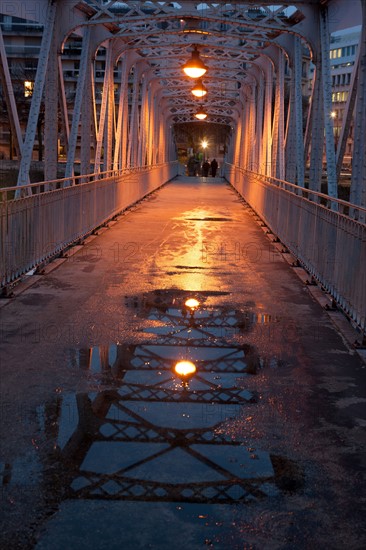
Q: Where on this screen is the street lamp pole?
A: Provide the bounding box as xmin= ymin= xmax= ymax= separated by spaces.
xmin=201 ymin=139 xmax=208 ymax=161
xmin=330 ymin=110 xmax=338 ymax=152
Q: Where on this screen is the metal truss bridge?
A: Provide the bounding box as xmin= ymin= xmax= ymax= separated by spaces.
xmin=0 ymin=1 xmax=365 ymax=330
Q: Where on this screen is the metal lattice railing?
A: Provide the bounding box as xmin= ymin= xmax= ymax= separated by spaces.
xmin=224 ymin=163 xmax=366 ymax=331
xmin=0 ymin=162 xmax=178 ymax=289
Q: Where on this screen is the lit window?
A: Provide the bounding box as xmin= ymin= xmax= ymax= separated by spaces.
xmin=24 ymin=81 xmax=34 ymax=97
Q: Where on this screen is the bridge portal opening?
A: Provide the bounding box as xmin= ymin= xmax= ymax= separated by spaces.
xmin=173 ymin=122 xmax=231 ymax=172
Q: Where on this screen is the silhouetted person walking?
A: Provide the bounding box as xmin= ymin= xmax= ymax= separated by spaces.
xmin=211 ymin=159 xmax=218 ymax=177
xmin=202 ymin=160 xmax=210 ymax=177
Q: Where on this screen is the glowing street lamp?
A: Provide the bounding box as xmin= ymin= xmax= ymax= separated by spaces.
xmin=191 ymin=80 xmax=207 ymax=98
xmin=182 ymin=46 xmax=208 ymax=78
xmin=195 ymin=108 xmax=207 ymax=120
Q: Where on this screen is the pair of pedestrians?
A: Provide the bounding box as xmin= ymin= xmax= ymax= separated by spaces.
xmin=202 ymin=158 xmax=218 ymax=177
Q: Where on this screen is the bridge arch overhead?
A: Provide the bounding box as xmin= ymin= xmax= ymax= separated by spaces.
xmin=0 ymin=0 xmax=364 ymax=205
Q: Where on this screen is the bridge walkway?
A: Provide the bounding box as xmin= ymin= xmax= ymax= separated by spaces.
xmin=0 ymin=176 xmax=365 ymax=548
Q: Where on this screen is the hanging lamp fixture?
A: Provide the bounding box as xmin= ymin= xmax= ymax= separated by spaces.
xmin=195 ymin=107 xmax=208 ymax=120
xmin=191 ymin=79 xmax=207 ymax=98
xmin=182 ymin=45 xmax=208 ymax=78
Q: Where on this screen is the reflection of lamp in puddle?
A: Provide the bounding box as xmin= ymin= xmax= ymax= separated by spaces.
xmin=174 ymin=360 xmax=197 ymax=388
xmin=183 ymin=297 xmax=200 ymax=327
xmin=185 ymin=298 xmax=200 ymax=309
xmin=184 ymin=298 xmax=200 ymax=316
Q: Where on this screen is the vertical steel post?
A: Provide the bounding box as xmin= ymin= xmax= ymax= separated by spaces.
xmin=0 ymin=25 xmax=23 ymax=159
xmin=146 ymin=78 xmax=158 ymax=166
xmin=104 ymin=49 xmax=115 ymax=173
xmin=271 ymin=49 xmax=285 ymax=180
xmin=80 ymin=55 xmax=92 ymax=179
xmin=243 ymin=92 xmax=253 ymax=169
xmin=234 ymin=113 xmax=242 ymax=167
xmin=237 ymin=102 xmax=245 ymax=167
xmin=64 ymin=26 xmax=91 ymax=181
xmin=294 ymin=36 xmax=304 ymax=187
xmin=90 ymin=59 xmax=98 ymax=140
xmin=350 ymin=4 xmax=366 ymax=211
xmin=158 ymin=118 xmax=165 ymax=163
xmin=308 ymin=62 xmax=324 ymax=193
xmin=94 ymin=45 xmax=112 ymax=174
xmin=44 ymin=14 xmax=59 ymax=185
xmin=255 ymin=72 xmax=264 ymax=173
xmin=137 ymin=76 xmax=148 ymax=165
xmin=285 ymin=66 xmax=297 ymax=183
xmin=146 ymin=82 xmax=154 ymax=165
xmin=320 ymin=6 xmax=337 ymax=199
xmin=261 ymin=60 xmax=272 ymax=175
xmin=127 ymin=66 xmax=141 ymax=167
xmin=121 ymin=73 xmax=129 ymax=169
xmin=153 ymin=94 xmax=160 ymax=164
xmin=248 ymin=83 xmax=256 ymax=170
xmin=113 ymin=55 xmax=129 ymax=169
xmin=15 ymin=0 xmax=57 ymax=196
xmin=58 ymin=55 xmax=69 ymax=152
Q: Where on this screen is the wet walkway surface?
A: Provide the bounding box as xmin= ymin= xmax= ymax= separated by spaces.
xmin=0 ymin=177 xmax=365 ymax=549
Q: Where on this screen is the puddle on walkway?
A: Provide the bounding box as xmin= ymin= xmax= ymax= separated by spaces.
xmin=31 ymin=289 xmax=303 ymax=547
xmin=185 ymin=217 xmax=233 ymax=222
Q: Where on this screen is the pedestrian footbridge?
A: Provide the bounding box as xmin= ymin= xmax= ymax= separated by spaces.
xmin=0 ymin=1 xmax=365 ymax=330
xmin=1 ymin=164 xmax=365 ymax=332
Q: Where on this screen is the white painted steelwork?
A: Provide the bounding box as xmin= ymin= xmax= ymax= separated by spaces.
xmin=0 ymin=163 xmax=178 ymax=288
xmin=225 ymin=163 xmax=366 ymax=330
xmin=1 ymin=0 xmax=363 ymax=203
xmin=14 ymin=1 xmax=57 ymax=196
xmin=0 ymin=0 xmax=364 ymax=326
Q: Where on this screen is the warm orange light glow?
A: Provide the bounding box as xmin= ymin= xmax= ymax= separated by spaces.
xmin=195 ymin=109 xmax=207 ymax=120
xmin=191 ymin=80 xmax=207 ymax=98
xmin=185 ymin=298 xmax=200 ymax=309
xmin=183 ymin=30 xmax=209 ymax=35
xmin=182 ymin=46 xmax=208 ymax=78
xmin=184 ymin=66 xmax=207 ymax=79
xmin=175 ymin=361 xmax=197 ymax=377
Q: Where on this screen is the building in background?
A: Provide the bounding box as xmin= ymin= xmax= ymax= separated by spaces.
xmin=330 ymin=25 xmax=361 ymax=168
xmin=0 ymin=14 xmax=119 ymax=165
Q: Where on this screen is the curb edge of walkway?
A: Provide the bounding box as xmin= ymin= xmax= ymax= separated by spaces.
xmin=231 ymin=188 xmax=366 ymax=366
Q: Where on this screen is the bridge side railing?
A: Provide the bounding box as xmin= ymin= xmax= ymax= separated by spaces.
xmin=0 ymin=162 xmax=178 ymax=289
xmin=224 ymin=163 xmax=366 ymax=330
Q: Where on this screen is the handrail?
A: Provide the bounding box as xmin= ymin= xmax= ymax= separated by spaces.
xmin=0 ymin=162 xmax=177 ymax=199
xmin=0 ymin=161 xmax=179 ymax=289
xmin=225 ymin=163 xmax=366 ymax=223
xmin=225 ymin=162 xmax=366 ymax=330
